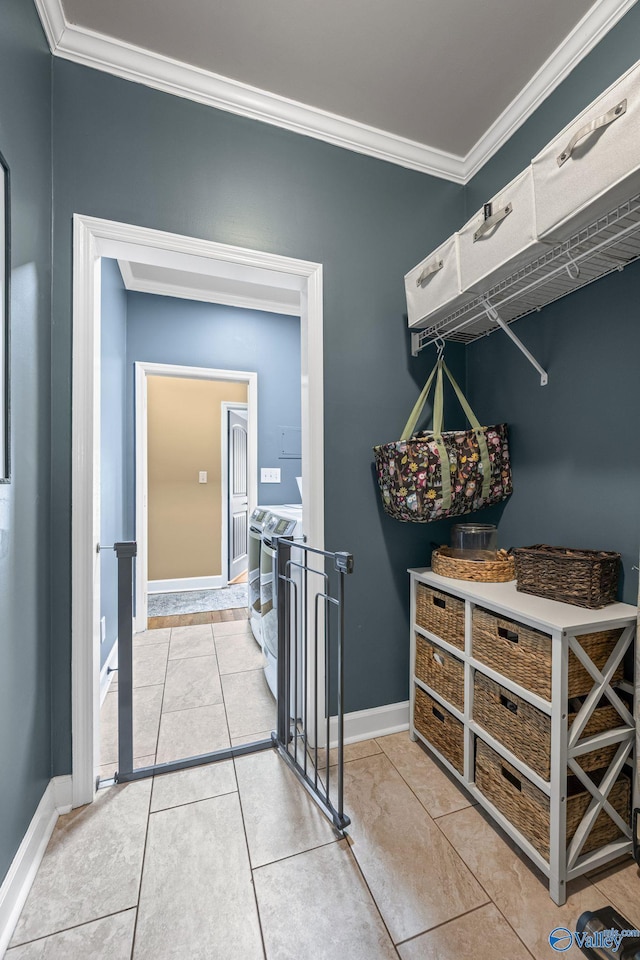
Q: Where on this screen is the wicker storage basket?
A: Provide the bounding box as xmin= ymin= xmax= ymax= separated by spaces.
xmin=415 ymin=583 xmax=465 ymax=649
xmin=431 ymin=547 xmax=515 ymax=583
xmin=414 ymin=686 xmax=464 ymax=773
xmin=513 ymin=545 xmax=620 ymax=609
xmin=472 ymin=606 xmax=624 ymax=700
xmin=475 ymin=738 xmax=630 ymax=861
xmin=473 ymin=673 xmax=621 ymax=779
xmin=415 ymin=634 xmax=464 ymax=711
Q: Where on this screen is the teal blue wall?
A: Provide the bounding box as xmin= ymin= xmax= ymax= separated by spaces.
xmin=126 ymin=291 xmax=303 ymax=508
xmin=50 ymin=61 xmax=466 ymax=774
xmin=0 ymin=0 xmax=52 ymax=887
xmin=464 ymin=3 xmax=640 ymax=603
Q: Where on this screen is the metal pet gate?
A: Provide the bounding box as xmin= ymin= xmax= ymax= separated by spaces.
xmin=101 ymin=538 xmax=353 ymax=833
xmin=274 ymin=537 xmax=353 ymax=831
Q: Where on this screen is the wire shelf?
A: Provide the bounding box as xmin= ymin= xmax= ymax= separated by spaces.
xmin=412 ymin=193 xmax=640 ymax=355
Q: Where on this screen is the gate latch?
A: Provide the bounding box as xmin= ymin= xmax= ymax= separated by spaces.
xmin=334 ymin=552 xmax=354 ymax=574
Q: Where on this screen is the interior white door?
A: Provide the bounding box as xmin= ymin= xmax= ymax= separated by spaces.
xmin=228 ymin=408 xmax=249 ymax=581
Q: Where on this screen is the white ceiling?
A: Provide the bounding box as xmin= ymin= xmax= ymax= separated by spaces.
xmin=36 ymin=0 xmax=637 ymax=181
xmin=117 ymin=259 xmax=302 ymax=316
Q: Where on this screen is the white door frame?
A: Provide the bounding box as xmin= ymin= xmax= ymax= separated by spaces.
xmin=135 ymin=364 xmax=257 ymax=630
xmin=221 ymin=401 xmax=249 ymax=586
xmin=72 ymin=214 xmax=323 ymax=808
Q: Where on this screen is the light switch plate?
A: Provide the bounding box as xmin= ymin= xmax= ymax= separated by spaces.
xmin=199 ymin=471 xmax=208 ymax=483
xmin=261 ymin=468 xmax=281 ymax=483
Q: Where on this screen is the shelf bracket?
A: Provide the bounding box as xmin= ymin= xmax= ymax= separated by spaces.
xmin=411 ymin=331 xmax=421 ymax=358
xmin=482 ymin=298 xmax=549 ymax=386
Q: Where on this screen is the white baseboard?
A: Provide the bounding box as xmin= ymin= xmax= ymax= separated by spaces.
xmin=99 ymin=640 xmax=118 ymax=706
xmin=0 ymin=776 xmax=73 ymax=958
xmin=148 ymin=576 xmax=224 ymax=594
xmin=329 ymin=700 xmax=410 ymax=747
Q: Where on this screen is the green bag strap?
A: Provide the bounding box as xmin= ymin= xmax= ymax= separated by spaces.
xmin=398 ymin=356 xmax=493 ymax=507
xmin=433 ymin=359 xmax=445 ymax=436
xmin=441 ymin=360 xmax=492 ymax=500
xmin=400 ymin=361 xmax=439 ymax=441
xmin=441 ymin=360 xmax=483 ymax=432
xmin=432 ymin=361 xmax=452 ymax=509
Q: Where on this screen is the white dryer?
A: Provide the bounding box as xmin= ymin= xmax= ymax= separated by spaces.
xmin=259 ymin=505 xmax=303 ymax=700
xmin=247 ymin=507 xmax=271 ymax=646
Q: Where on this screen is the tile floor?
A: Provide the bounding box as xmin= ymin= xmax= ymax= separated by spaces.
xmin=98 ymin=619 xmax=275 ymax=780
xmin=8 ymin=726 xmax=640 ymax=959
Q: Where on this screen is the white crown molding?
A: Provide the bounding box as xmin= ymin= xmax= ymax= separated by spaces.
xmin=463 ymin=0 xmax=639 ymax=181
xmin=32 ymin=0 xmax=65 ymax=50
xmin=34 ymin=0 xmax=637 ymax=178
xmin=118 ymin=259 xmax=301 ymax=317
xmin=37 ymin=0 xmax=465 ymax=183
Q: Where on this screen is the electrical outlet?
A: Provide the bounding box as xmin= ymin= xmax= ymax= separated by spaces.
xmin=261 ymin=468 xmax=281 ymax=483
xmin=100 ymin=616 xmax=106 ymax=645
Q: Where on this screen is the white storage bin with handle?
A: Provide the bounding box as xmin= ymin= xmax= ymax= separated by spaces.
xmin=405 ymin=234 xmax=472 ymax=329
xmin=459 ymin=167 xmax=547 ymax=295
xmin=532 ymin=58 xmax=640 ymax=241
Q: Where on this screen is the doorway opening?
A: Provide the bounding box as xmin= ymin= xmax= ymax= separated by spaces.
xmin=225 ymin=403 xmax=249 ymax=585
xmin=72 ymin=215 xmax=324 ymax=807
xmin=134 ymin=362 xmax=258 ymax=630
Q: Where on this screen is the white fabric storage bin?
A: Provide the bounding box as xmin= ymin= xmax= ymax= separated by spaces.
xmin=405 ymin=234 xmax=470 ymax=329
xmin=533 ymin=59 xmax=640 ymax=241
xmin=459 ymin=167 xmax=546 ymax=295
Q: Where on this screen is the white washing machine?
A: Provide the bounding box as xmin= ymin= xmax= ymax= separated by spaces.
xmin=259 ymin=505 xmax=303 ymax=700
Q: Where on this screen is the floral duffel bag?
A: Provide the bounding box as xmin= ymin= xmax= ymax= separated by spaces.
xmin=373 ymin=358 xmax=512 ymax=522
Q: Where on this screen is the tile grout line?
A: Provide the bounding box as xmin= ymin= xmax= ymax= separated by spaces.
xmin=98 ymin=682 xmax=163 ymax=777
xmin=218 ymin=664 xmax=265 ymax=678
xmin=231 ymin=750 xmax=269 ymax=959
xmin=362 ymin=750 xmax=532 ymax=956
xmin=149 ymin=787 xmax=239 ymax=817
xmin=377 ymin=741 xmax=476 ymax=822
xmin=213 ymin=622 xmax=235 ymax=753
xmin=367 ymin=745 xmax=539 ymax=958
xmin=128 ymin=777 xmax=155 ymax=960
xmin=8 ymin=907 xmax=139 ymax=951
xmin=582 ymin=874 xmax=635 ymax=927
xmin=250 ymin=837 xmax=340 ymax=874
xmin=393 ymin=900 xmax=491 ymax=949
xmin=159 ymin=699 xmax=225 ymax=716
xmin=376 ymin=747 xmax=486 ymax=882
xmin=430 ymin=788 xmax=623 ymax=953
xmin=341 ymin=839 xmax=403 ymax=959
xmin=383 ymin=740 xmax=633 ymax=946
xmin=149 ymin=626 xmax=173 ymax=767
xmin=157 ymin=624 xmax=226 ymax=761
xmin=486 ymin=907 xmax=538 ymax=960
xmin=135 ymin=620 xmax=250 ymax=960
xmin=427 ymin=800 xmax=546 ymax=960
